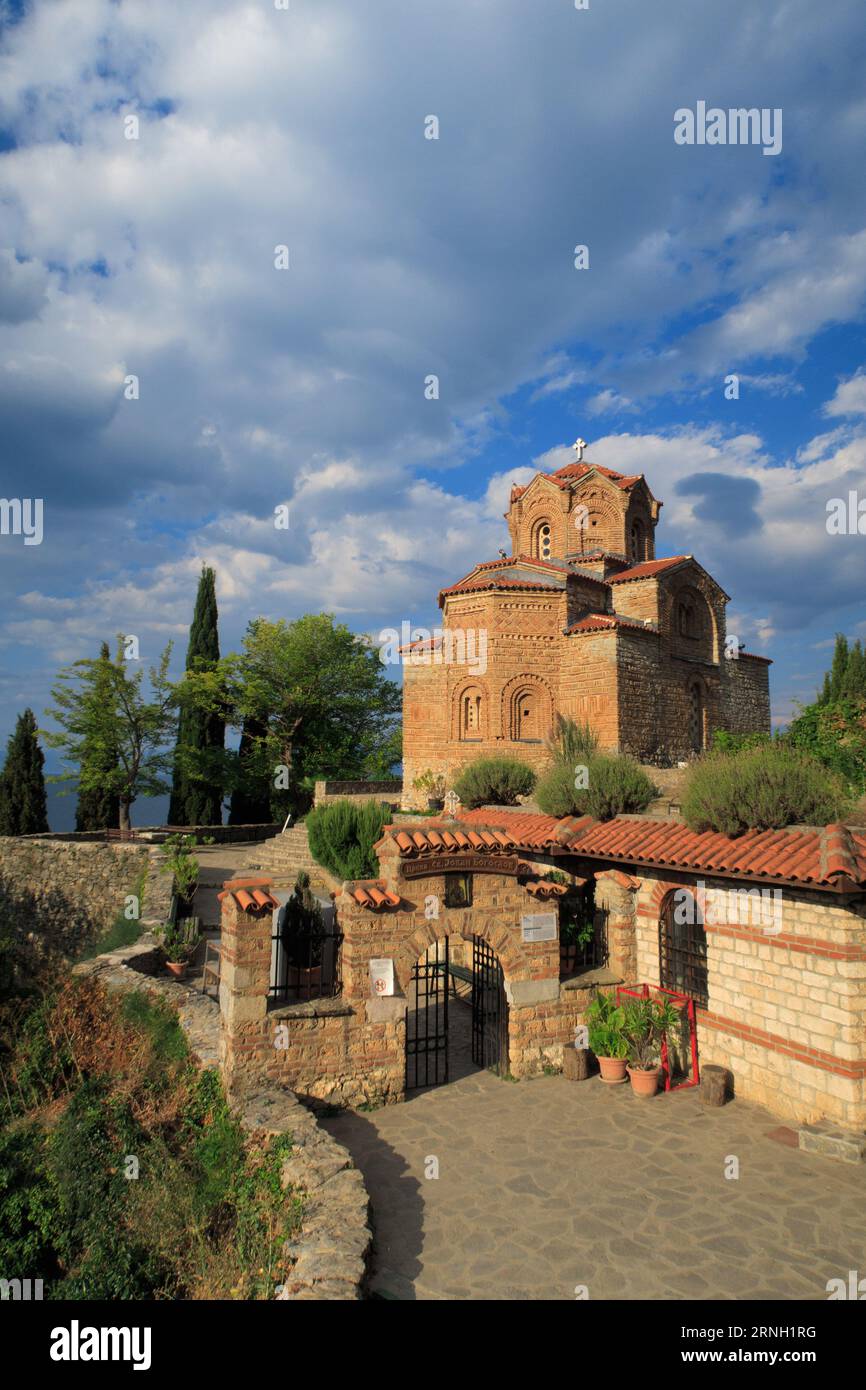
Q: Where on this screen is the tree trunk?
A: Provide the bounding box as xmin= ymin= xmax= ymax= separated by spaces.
xmin=119 ymin=799 xmax=132 ymax=833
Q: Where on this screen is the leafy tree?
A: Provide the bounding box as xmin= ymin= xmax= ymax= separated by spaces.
xmin=841 ymin=639 xmax=866 ymax=700
xmin=168 ymin=567 xmax=224 ymax=826
xmin=788 ymin=696 xmax=866 ymax=791
xmin=0 ymin=709 xmax=49 ymax=835
xmin=228 ymin=715 xmax=272 ymax=825
xmin=74 ymin=643 xmax=121 ymax=831
xmin=184 ymin=615 xmax=402 ymax=819
xmin=45 ymin=641 xmax=176 ymax=832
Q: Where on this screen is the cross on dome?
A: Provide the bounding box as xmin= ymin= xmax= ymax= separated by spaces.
xmin=572 ymin=437 xmax=586 ymax=460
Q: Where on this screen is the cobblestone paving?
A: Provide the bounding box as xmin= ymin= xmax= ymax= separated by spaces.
xmin=322 ymin=1069 xmax=866 ymax=1301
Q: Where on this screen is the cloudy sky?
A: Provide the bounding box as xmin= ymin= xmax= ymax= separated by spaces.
xmin=1 ymin=0 xmax=865 ymax=816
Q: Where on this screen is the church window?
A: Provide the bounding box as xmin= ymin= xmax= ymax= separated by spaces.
xmin=513 ymin=686 xmax=542 ymax=741
xmin=630 ymin=520 xmax=645 ymax=561
xmin=533 ymin=521 xmax=552 ymax=560
xmin=678 ymin=600 xmax=697 ymax=638
xmin=460 ymin=688 xmax=483 ymax=741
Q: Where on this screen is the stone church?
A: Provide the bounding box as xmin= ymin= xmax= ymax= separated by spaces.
xmin=402 ymin=449 xmax=770 ymax=803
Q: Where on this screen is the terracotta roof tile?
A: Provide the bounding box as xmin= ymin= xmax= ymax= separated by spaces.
xmin=218 ymin=876 xmax=280 ymax=913
xmin=350 ymin=879 xmax=402 ymax=911
xmin=608 ymin=556 xmax=691 ymax=584
xmin=456 ymin=810 xmax=866 ymax=891
xmin=564 ymin=614 xmax=657 ymax=638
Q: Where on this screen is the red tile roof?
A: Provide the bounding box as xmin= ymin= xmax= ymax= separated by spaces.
xmin=349 ymin=880 xmax=402 ymax=910
xmin=608 ymin=556 xmax=691 ymax=583
xmin=218 ymin=877 xmax=280 ymax=912
xmin=510 ymin=462 xmax=645 ymax=501
xmin=458 ymin=811 xmax=866 ymax=891
xmin=564 ymin=614 xmax=657 ymax=638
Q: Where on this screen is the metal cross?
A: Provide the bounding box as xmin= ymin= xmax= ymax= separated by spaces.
xmin=572 ymin=437 xmax=586 ymax=460
xmin=443 ymin=789 xmax=460 ymax=818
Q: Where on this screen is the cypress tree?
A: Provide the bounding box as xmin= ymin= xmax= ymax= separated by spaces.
xmin=0 ymin=708 xmax=49 ymax=835
xmin=827 ymin=634 xmax=850 ymax=703
xmin=75 ymin=642 xmax=121 ymax=831
xmin=168 ymin=567 xmax=224 ymax=826
xmin=228 ymin=716 xmax=272 ymax=825
xmin=842 ymin=639 xmax=866 ymax=699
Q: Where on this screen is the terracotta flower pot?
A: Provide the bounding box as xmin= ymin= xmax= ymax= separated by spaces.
xmin=597 ymin=1055 xmax=628 ymax=1084
xmin=627 ymin=1064 xmax=660 ymax=1098
xmin=165 ymin=960 xmax=187 ymax=980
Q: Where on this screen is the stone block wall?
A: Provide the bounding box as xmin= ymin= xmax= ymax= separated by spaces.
xmin=633 ymin=869 xmax=866 ymax=1130
xmin=722 ymin=654 xmax=772 ymax=734
xmin=0 ymin=837 xmax=171 ymax=977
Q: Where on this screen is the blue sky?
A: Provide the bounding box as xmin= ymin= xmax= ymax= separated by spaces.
xmin=1 ymin=0 xmax=865 ymax=823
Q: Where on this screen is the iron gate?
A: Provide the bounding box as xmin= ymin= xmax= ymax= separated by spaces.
xmin=471 ymin=935 xmax=508 ymax=1075
xmin=405 ymin=938 xmax=449 ymax=1090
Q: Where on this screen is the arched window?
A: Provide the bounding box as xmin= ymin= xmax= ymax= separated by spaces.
xmin=533 ymin=520 xmax=552 ymax=560
xmin=630 ymin=519 xmax=645 ymax=561
xmin=460 ymin=687 xmax=483 ymax=741
xmin=659 ymin=889 xmax=708 ymax=1006
xmin=513 ymin=687 xmax=541 ymax=741
xmin=678 ymin=599 xmax=696 ymax=638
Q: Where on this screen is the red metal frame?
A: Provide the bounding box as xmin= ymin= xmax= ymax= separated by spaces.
xmin=616 ymin=982 xmax=700 ymax=1092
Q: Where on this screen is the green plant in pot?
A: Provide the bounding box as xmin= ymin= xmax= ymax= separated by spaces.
xmin=585 ymin=990 xmax=629 ymax=1084
xmin=412 ymin=769 xmax=447 ymax=810
xmin=156 ymin=921 xmax=200 ymax=979
xmin=621 ymin=995 xmax=682 ymax=1097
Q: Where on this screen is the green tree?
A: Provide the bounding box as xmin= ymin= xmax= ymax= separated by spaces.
xmin=74 ymin=643 xmax=121 ymax=831
xmin=0 ymin=709 xmax=49 ymax=835
xmin=45 ymin=641 xmax=176 ymax=832
xmin=185 ymin=615 xmax=402 ymax=819
xmin=168 ymin=567 xmax=224 ymax=826
xmin=228 ymin=716 xmax=272 ymax=825
xmin=827 ymin=633 xmax=850 ymax=702
xmin=841 ymin=639 xmax=866 ymax=700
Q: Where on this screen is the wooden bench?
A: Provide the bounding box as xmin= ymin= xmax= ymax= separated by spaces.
xmin=106 ymin=828 xmax=139 ymax=842
xmin=432 ymin=960 xmax=474 ymax=997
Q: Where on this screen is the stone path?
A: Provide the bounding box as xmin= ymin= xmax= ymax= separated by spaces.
xmin=322 ymin=1070 xmax=866 ymax=1301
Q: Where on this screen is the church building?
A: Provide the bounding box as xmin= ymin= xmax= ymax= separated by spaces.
xmin=401 ymin=446 xmax=771 ymax=804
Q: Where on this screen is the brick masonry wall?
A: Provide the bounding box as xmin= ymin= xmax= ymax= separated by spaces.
xmin=633 ymin=869 xmax=866 ymax=1130
xmin=0 ymin=837 xmax=171 ymax=977
xmin=722 ymin=655 xmax=772 ymax=734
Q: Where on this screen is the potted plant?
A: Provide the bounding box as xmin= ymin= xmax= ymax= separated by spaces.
xmin=621 ymin=995 xmax=682 ymax=1097
xmin=156 ymin=921 xmax=199 ymax=980
xmin=412 ymin=769 xmax=447 ymax=811
xmin=585 ymin=990 xmax=629 ymax=1083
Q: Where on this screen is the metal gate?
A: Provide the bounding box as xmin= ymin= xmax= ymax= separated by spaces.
xmin=471 ymin=936 xmax=508 ymax=1075
xmin=405 ymin=938 xmax=449 ymax=1090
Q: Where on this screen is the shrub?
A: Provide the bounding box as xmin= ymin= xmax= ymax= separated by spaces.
xmin=452 ymin=757 xmax=536 ymax=809
xmin=682 ymin=742 xmax=851 ymax=836
xmin=585 ymin=991 xmax=628 ymax=1060
xmin=584 ymin=755 xmax=657 ymax=820
xmin=306 ymin=797 xmax=392 ymax=880
xmin=545 ymin=714 xmax=599 ymax=768
xmin=536 ymin=752 xmax=657 ymax=820
xmin=787 ymin=696 xmax=866 ymax=791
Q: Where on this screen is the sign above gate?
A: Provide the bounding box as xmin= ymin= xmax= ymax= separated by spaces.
xmin=401 ymin=853 xmax=520 ymax=880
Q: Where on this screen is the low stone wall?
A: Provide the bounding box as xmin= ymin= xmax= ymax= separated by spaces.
xmin=74 ymin=937 xmax=371 ymax=1299
xmin=313 ymin=780 xmax=402 ymax=809
xmin=0 ymin=837 xmax=173 ymax=977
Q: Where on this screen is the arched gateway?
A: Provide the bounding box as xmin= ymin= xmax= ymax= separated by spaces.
xmin=405 ymin=933 xmax=508 ymax=1090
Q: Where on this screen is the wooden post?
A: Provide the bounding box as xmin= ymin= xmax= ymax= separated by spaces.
xmin=700 ymin=1064 xmax=730 ymax=1106
xmin=563 ymin=1047 xmax=591 ymax=1081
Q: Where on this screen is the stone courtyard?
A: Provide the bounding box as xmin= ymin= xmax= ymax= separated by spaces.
xmin=323 ymin=1070 xmax=866 ymax=1302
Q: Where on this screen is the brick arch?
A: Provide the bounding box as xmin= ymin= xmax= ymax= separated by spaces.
xmin=450 ymin=676 xmax=488 ymax=741
xmin=523 ymin=495 xmax=566 ymax=557
xmin=394 ymin=915 xmax=528 ymax=995
xmin=667 ymin=577 xmax=721 ymax=663
xmin=649 ymin=878 xmax=694 ymax=914
xmin=498 ymin=671 xmax=555 ymax=741
xmin=570 ymin=488 xmax=623 ymax=553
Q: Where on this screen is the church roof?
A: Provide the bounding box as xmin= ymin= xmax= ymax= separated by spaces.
xmin=608 ymin=555 xmax=691 ymax=583
xmin=564 ymin=614 xmax=658 ymax=638
xmin=439 ymin=554 xmax=571 ymax=605
xmin=510 ymin=460 xmax=646 ymax=502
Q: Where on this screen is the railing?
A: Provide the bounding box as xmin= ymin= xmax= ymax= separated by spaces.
xmin=560 ymin=909 xmax=608 ymax=978
xmin=269 ymin=901 xmax=342 ymax=1004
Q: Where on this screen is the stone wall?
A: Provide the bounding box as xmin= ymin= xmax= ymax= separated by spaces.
xmin=312 ymin=781 xmax=402 ymax=809
xmin=0 ymin=837 xmax=173 ymax=978
xmin=632 ymin=869 xmax=866 ymax=1131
